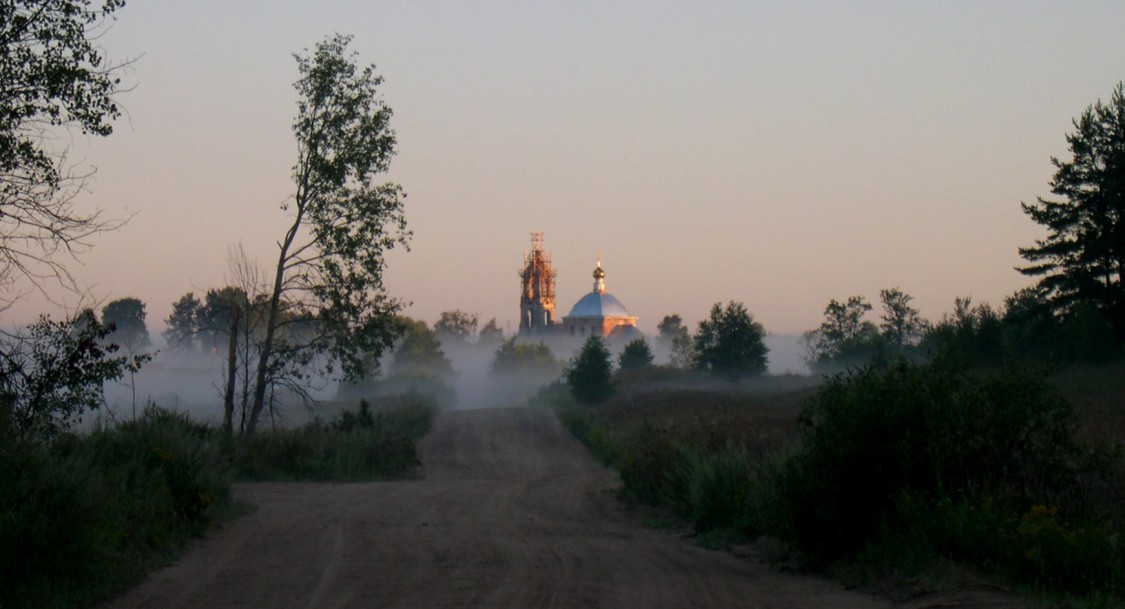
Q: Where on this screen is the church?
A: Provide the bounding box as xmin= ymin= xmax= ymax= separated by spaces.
xmin=518 ymin=233 xmax=641 ymax=341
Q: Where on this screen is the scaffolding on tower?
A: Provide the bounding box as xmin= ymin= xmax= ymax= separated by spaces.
xmin=519 ymin=232 xmax=557 ymax=333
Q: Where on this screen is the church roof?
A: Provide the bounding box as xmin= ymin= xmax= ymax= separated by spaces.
xmin=567 ymin=292 xmax=633 ymax=319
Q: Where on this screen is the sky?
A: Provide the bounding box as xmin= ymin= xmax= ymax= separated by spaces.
xmin=7 ymin=0 xmax=1125 ymax=338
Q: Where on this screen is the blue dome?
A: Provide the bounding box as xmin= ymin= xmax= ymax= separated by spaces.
xmin=568 ymin=292 xmax=632 ymax=318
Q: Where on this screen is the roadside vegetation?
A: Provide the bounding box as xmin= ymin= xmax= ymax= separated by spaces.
xmin=551 ymin=359 xmax=1125 ymax=604
xmin=0 ymin=393 xmax=435 ymax=609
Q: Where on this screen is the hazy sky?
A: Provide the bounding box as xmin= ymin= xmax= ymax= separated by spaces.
xmin=9 ymin=1 xmax=1124 ymax=337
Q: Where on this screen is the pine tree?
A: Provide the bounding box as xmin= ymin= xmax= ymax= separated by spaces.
xmin=1019 ymin=82 xmax=1125 ymax=342
xmin=565 ymin=335 xmax=614 ymax=404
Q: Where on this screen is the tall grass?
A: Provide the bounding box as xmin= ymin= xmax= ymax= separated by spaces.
xmin=231 ymin=394 xmax=437 ymax=481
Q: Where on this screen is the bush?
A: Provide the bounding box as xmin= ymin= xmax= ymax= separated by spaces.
xmin=0 ymin=405 xmax=230 ymax=609
xmin=762 ymin=357 xmax=1125 ymax=596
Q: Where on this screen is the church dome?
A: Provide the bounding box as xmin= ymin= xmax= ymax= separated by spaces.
xmin=568 ymin=292 xmax=632 ymax=319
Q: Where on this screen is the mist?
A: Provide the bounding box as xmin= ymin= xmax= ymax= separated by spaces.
xmin=102 ymin=332 xmax=812 ymax=425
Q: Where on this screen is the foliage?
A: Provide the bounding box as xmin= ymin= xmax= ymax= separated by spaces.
xmin=434 ymin=309 xmax=478 ymax=344
xmin=0 ymin=311 xmax=148 ymax=442
xmin=658 ymin=314 xmax=694 ymax=368
xmin=693 ymin=301 xmax=768 ymax=379
xmin=593 ymin=407 xmax=758 ymax=538
xmin=0 ymin=405 xmax=230 ymax=609
xmin=658 ymin=314 xmax=686 ymax=341
xmin=565 ymin=334 xmax=615 ymax=405
xmin=490 ymin=337 xmax=559 ymax=375
xmin=803 ymin=295 xmax=880 ymax=369
xmin=878 ymin=288 xmax=927 ymax=351
xmin=1019 ymin=82 xmax=1125 ymax=343
xmin=549 ymin=391 xmax=622 ymax=466
xmin=675 ymin=442 xmax=755 ymax=534
xmin=0 ymin=393 xmax=436 ymax=609
xmin=0 ymin=0 xmax=128 ymax=299
xmin=102 ymin=296 xmax=151 ymax=352
xmin=919 ymin=292 xmax=1121 ymax=367
xmin=557 ymin=358 xmax=1125 ymax=599
xmin=770 ymin=359 xmax=1096 ymax=566
xmin=803 ymin=289 xmax=931 ymax=370
xmin=230 ymin=393 xmax=436 ymax=480
xmin=920 ymin=297 xmax=1005 ymax=367
xmin=163 ymin=292 xmax=202 ymax=350
xmin=478 ymin=318 xmax=504 ymax=345
xmin=390 ymin=317 xmax=454 ymax=381
xmin=617 ymin=337 xmax=654 ymax=372
xmin=249 ymin=33 xmax=410 ymax=434
xmin=197 ymin=287 xmax=247 ymax=350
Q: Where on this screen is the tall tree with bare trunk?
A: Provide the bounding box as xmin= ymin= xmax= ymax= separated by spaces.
xmin=246 ymin=34 xmax=409 ymax=435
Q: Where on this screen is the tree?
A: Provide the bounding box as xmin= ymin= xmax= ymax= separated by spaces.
xmin=1018 ymin=82 xmax=1125 ymax=342
xmin=693 ymin=301 xmax=768 ymax=379
xmin=490 ymin=338 xmax=558 ymax=376
xmin=201 ymin=286 xmax=253 ymax=434
xmin=618 ymin=337 xmax=654 ymax=372
xmin=0 ymin=0 xmax=129 ymax=301
xmin=803 ymin=296 xmax=879 ymax=368
xmin=100 ymin=296 xmax=151 ymax=418
xmin=0 ymin=310 xmax=146 ymax=441
xmin=434 ymin=310 xmax=478 ymax=344
xmin=920 ymin=297 xmax=1004 ymax=367
xmin=658 ymin=314 xmax=693 ymax=368
xmin=163 ymin=292 xmax=202 ymax=350
xmin=247 ymin=34 xmax=410 ymax=435
xmin=657 ymin=314 xmax=686 ymax=340
xmin=390 ymin=318 xmax=453 ymax=381
xmin=101 ymin=297 xmax=150 ymax=352
xmin=565 ymin=335 xmax=614 ymax=404
xmin=878 ymin=288 xmax=926 ymax=350
xmin=478 ymin=318 xmax=504 ymax=345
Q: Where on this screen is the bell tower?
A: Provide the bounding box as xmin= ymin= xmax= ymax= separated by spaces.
xmin=519 ymin=232 xmax=557 ymax=334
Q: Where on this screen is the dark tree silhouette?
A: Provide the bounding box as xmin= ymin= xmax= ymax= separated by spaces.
xmin=618 ymin=338 xmax=654 ymax=372
xmin=164 ymin=293 xmax=202 ymax=351
xmin=566 ymin=334 xmax=614 ymax=404
xmin=101 ymin=297 xmax=150 ymax=352
xmin=693 ymin=301 xmax=768 ymax=379
xmin=1019 ymin=82 xmax=1125 ymax=342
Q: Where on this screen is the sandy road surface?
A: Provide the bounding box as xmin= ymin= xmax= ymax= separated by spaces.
xmin=103 ymin=407 xmax=1021 ymax=609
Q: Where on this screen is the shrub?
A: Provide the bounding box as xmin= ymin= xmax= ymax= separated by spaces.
xmin=0 ymin=405 xmax=230 ymax=609
xmin=761 ymin=356 xmax=1125 ymax=598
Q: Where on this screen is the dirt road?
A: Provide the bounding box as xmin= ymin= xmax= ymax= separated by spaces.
xmin=103 ymin=407 xmax=1020 ymax=608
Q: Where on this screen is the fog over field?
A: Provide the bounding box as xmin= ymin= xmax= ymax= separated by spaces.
xmin=102 ymin=333 xmax=810 ymax=422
